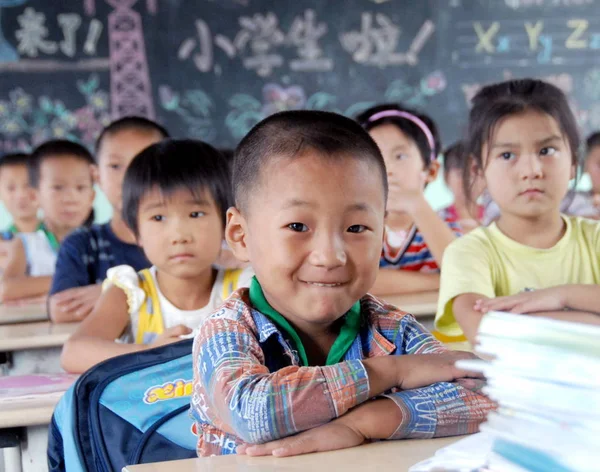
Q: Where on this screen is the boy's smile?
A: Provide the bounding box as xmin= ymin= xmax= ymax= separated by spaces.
xmin=227 ymin=150 xmax=386 ymax=335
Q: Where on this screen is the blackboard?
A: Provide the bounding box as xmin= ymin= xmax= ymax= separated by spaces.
xmin=1 ymin=0 xmax=600 ymax=153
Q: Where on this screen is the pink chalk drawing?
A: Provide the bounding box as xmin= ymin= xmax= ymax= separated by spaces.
xmin=105 ymin=0 xmax=155 ymax=119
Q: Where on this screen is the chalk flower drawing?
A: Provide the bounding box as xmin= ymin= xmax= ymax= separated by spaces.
xmin=0 ymin=74 xmax=110 ymax=152
xmin=158 ymin=85 xmax=216 ymax=141
xmin=160 ymin=71 xmax=447 ymax=145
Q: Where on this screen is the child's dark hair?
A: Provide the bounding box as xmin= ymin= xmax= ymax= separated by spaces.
xmin=443 ymin=141 xmax=467 ymax=176
xmin=356 ymin=103 xmax=441 ymax=167
xmin=234 ymin=110 xmax=387 ymax=212
xmin=95 ymin=116 xmax=170 ymax=159
xmin=465 ymin=79 xmax=580 ymax=202
xmin=122 ymin=139 xmax=232 ymax=236
xmin=586 ymin=131 xmax=600 ymax=153
xmin=29 ymin=140 xmax=95 ymax=188
xmin=219 ymin=148 xmax=234 ymax=164
xmin=0 ymin=152 xmax=30 ymax=171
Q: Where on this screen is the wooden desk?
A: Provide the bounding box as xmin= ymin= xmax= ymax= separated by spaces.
xmin=0 ymin=395 xmax=61 ymax=429
xmin=0 ymin=322 xmax=78 ymax=352
xmin=383 ymin=291 xmax=438 ymax=317
xmin=0 ymin=393 xmax=67 ymax=472
xmin=0 ymin=304 xmax=47 ymax=325
xmin=123 ymin=436 xmax=462 ymax=471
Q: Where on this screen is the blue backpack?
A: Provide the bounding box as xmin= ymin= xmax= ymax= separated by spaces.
xmin=48 ymin=339 xmax=198 ymax=472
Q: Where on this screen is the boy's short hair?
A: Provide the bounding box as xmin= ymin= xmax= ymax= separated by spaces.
xmin=443 ymin=141 xmax=467 ymax=174
xmin=29 ymin=140 xmax=95 ymax=188
xmin=122 ymin=139 xmax=232 ymax=236
xmin=233 ymin=110 xmax=388 ymax=212
xmin=0 ymin=152 xmax=30 ymax=172
xmin=586 ymin=131 xmax=600 ymax=153
xmin=95 ymin=116 xmax=170 ymax=158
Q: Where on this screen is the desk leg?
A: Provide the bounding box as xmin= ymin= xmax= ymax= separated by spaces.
xmin=3 ymin=447 xmax=22 ymax=472
xmin=20 ymin=426 xmax=48 ymax=472
xmin=0 ymin=428 xmax=22 ymax=472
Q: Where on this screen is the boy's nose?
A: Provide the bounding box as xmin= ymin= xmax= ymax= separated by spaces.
xmin=170 ymin=221 xmax=193 ymax=245
xmin=309 ymin=234 xmax=347 ymax=268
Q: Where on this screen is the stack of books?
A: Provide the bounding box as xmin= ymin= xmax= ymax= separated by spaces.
xmin=457 ymin=311 xmax=600 ymax=472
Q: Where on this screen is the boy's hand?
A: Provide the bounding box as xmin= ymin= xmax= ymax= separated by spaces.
xmin=53 ymin=285 xmax=103 ymax=320
xmin=474 ymin=287 xmax=567 ymax=314
xmin=149 ymin=325 xmax=192 ymax=348
xmin=238 ymin=416 xmax=366 ymax=457
xmin=238 ymin=398 xmax=402 ymax=457
xmin=396 ymin=351 xmax=483 ymax=390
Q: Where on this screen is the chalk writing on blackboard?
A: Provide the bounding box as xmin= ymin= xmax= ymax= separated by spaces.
xmin=15 ymin=8 xmax=103 ymax=59
xmin=340 ymin=14 xmax=435 ymax=67
xmin=178 ymin=10 xmax=434 ymax=76
xmin=287 ymin=9 xmax=332 ymax=72
xmin=455 ymin=17 xmax=600 ymax=67
xmin=16 ymin=8 xmax=58 ymax=57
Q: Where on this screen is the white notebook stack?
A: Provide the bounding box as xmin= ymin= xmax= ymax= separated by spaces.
xmin=456 ymin=311 xmax=600 ymax=472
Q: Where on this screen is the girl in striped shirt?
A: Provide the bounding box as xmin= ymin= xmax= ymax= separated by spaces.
xmin=357 ymin=104 xmax=461 ymax=296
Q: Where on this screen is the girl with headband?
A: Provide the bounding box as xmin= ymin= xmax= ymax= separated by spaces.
xmin=357 ymin=104 xmax=462 ymax=296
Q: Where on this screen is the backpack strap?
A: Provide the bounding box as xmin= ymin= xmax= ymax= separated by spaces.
xmin=221 ymin=268 xmax=244 ymax=300
xmin=135 ymin=269 xmax=165 ymax=345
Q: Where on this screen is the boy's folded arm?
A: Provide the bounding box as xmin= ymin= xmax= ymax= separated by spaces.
xmin=0 ymin=276 xmax=52 ymax=302
xmin=0 ymin=238 xmax=50 ymax=302
xmin=370 ymin=270 xmax=440 ymax=296
xmin=382 ymin=378 xmax=494 ymax=440
xmin=193 ymin=318 xmax=417 ymax=444
xmin=49 ymin=238 xmax=94 ymax=322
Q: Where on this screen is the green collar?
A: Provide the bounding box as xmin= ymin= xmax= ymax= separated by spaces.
xmin=8 ymin=221 xmax=43 ymax=236
xmin=39 ymin=223 xmax=60 ymax=253
xmin=248 ymin=276 xmax=362 ymax=366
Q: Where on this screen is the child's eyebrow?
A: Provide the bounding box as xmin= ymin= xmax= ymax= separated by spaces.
xmin=281 ymin=199 xmax=314 ymax=210
xmin=491 ymin=135 xmax=563 ymax=150
xmin=345 ymin=202 xmax=373 ymax=213
xmin=187 ymin=198 xmax=211 ymax=206
xmin=281 ymin=199 xmax=374 ymax=214
xmin=535 ymin=135 xmax=563 ymax=146
xmin=140 ymin=201 xmax=166 ymax=211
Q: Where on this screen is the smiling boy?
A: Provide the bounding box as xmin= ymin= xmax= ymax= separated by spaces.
xmin=191 ymin=111 xmax=494 ymax=457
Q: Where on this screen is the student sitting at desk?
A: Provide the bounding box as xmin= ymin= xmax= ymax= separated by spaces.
xmin=61 ymin=139 xmax=253 ymax=374
xmin=48 ymin=117 xmax=167 ymax=323
xmin=0 ymin=152 xmax=41 ymax=271
xmin=191 ymin=111 xmax=495 ymax=458
xmin=436 ymin=79 xmax=600 ymax=345
xmin=356 ymin=104 xmax=462 ymax=296
xmin=0 ymin=141 xmax=96 ymax=303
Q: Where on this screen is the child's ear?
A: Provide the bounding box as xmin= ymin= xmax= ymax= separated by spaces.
xmin=90 ymin=164 xmax=99 ymax=184
xmin=425 ymin=160 xmax=440 ymax=184
xmin=225 ymin=207 xmax=250 ymax=263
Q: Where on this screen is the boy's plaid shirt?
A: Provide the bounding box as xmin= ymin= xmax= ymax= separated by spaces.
xmin=190 ymin=289 xmax=494 ymax=456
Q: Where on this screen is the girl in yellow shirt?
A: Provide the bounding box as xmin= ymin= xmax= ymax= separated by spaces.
xmin=435 ymin=79 xmax=600 ymax=343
